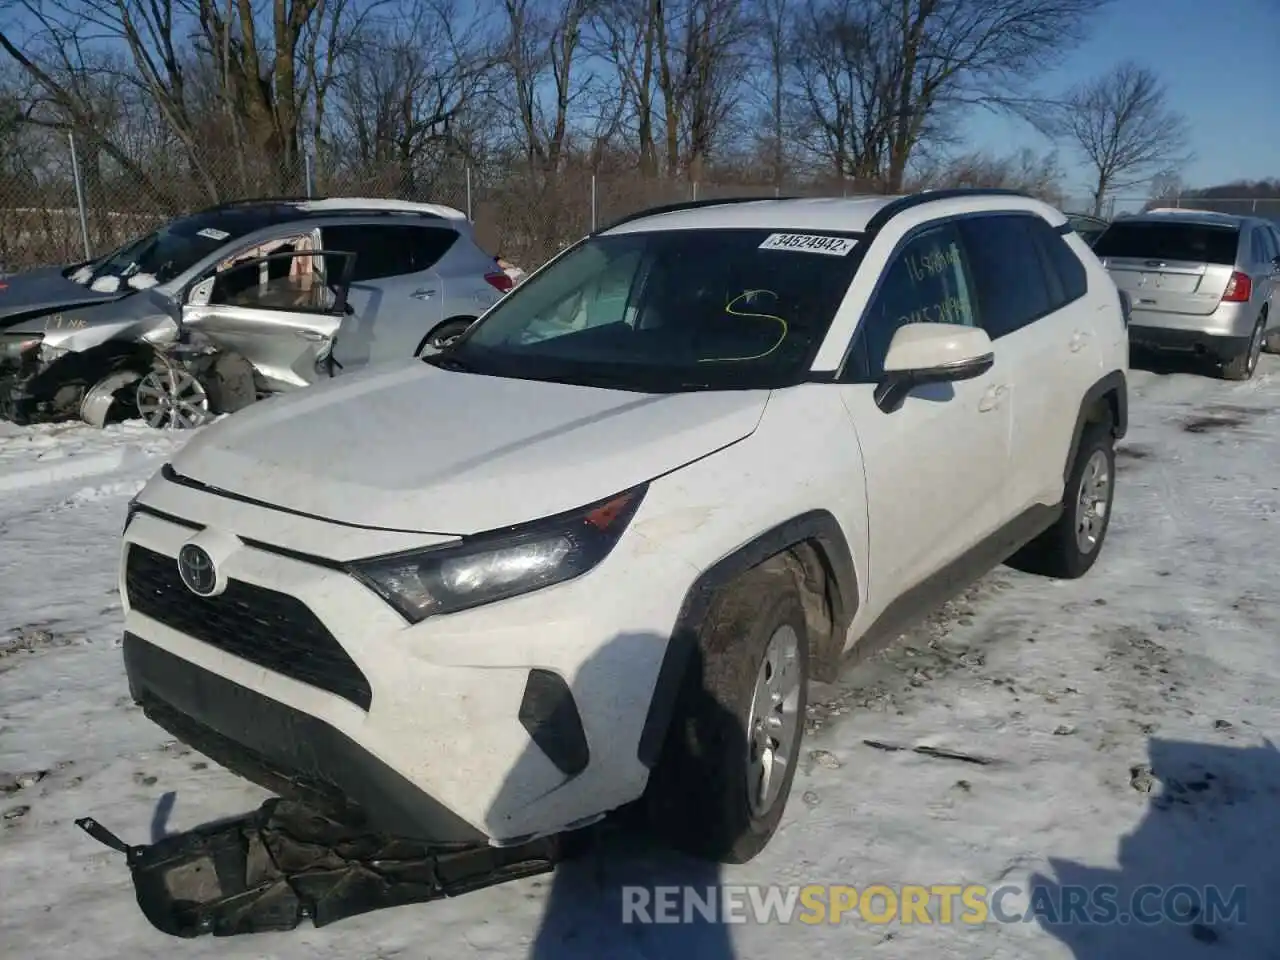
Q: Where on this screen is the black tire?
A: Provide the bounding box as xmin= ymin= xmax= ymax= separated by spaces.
xmin=415 ymin=318 xmax=475 ymax=356
xmin=194 ymin=352 xmax=258 ymax=415
xmin=644 ymin=562 xmax=810 ymax=864
xmin=1221 ymin=317 xmax=1265 ymax=381
xmin=1006 ymin=420 xmax=1116 ymax=580
xmin=1260 ymin=310 xmax=1279 ymax=355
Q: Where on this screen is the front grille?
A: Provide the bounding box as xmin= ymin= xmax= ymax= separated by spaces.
xmin=125 ymin=544 xmax=372 ymax=710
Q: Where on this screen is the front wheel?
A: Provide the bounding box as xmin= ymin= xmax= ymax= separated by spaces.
xmin=134 ymin=360 xmax=212 ymax=430
xmin=1006 ymin=420 xmax=1116 ymax=579
xmin=644 ymin=562 xmax=809 ymax=864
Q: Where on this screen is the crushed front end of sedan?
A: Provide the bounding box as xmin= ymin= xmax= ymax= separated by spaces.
xmin=1 ymin=195 xmax=494 ymax=430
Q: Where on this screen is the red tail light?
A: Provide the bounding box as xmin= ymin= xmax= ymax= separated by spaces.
xmin=484 ymin=270 xmax=513 ymax=293
xmin=1223 ymin=272 xmax=1252 ymax=303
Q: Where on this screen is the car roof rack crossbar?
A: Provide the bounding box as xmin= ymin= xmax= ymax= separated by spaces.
xmin=596 ymin=195 xmax=799 ymax=233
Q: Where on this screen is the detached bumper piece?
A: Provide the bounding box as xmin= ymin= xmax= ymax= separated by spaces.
xmin=75 ymin=798 xmax=563 ymax=937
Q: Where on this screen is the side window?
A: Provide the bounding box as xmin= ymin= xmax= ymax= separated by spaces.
xmin=404 ymin=227 xmax=460 ymax=272
xmin=1254 ymin=227 xmax=1276 ymax=263
xmin=208 ymin=251 xmax=338 ymax=314
xmin=854 ymin=222 xmax=977 ymax=379
xmin=1027 ymin=216 xmax=1088 ymax=305
xmin=958 ymin=215 xmax=1053 ymax=339
xmin=1250 ymin=229 xmax=1266 ymax=265
xmin=321 ymin=225 xmax=458 ymax=282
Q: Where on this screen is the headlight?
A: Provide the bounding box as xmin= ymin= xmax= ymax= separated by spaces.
xmin=0 ymin=332 xmax=43 ymax=362
xmin=349 ymin=485 xmax=647 ymax=622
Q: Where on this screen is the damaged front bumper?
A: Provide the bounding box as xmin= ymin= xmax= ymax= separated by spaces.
xmin=0 ymin=333 xmax=46 ymax=424
xmin=76 ymin=798 xmax=566 ymax=937
xmin=122 ymin=633 xmax=490 ymax=845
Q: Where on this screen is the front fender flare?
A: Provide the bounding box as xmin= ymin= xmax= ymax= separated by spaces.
xmin=636 ymin=509 xmax=859 ymax=768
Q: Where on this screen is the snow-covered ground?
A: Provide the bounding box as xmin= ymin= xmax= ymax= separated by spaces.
xmin=3 ymin=361 xmax=1279 ymax=959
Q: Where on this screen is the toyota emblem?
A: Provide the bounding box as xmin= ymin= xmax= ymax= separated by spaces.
xmin=177 ymin=543 xmax=216 ymax=596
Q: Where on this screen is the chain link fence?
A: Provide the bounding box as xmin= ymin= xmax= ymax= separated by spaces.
xmin=4 ymin=134 xmax=1277 ymax=275
xmin=0 ymin=135 xmax=861 ymax=275
xmin=1068 ymin=196 xmax=1280 ymax=221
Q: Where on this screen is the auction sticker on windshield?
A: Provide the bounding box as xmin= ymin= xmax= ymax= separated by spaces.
xmin=197 ymin=228 xmax=231 ymax=241
xmin=758 ymin=233 xmax=857 ymax=256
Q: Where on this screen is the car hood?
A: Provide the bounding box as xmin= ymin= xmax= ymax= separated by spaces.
xmin=168 ymin=361 xmax=770 ymax=535
xmin=0 ymin=264 xmax=126 ymax=325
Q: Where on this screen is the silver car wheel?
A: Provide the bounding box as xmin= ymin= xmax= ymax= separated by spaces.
xmin=135 ymin=364 xmax=210 ymax=429
xmin=746 ymin=624 xmax=802 ymax=817
xmin=1074 ymin=449 xmax=1111 ymax=555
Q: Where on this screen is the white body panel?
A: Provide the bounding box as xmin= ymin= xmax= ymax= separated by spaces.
xmin=120 ymin=192 xmax=1129 ymax=845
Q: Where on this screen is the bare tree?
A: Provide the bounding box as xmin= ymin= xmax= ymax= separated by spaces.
xmin=789 ymin=0 xmax=1111 ymax=191
xmin=498 ymin=0 xmax=595 ymax=172
xmin=588 ymin=0 xmax=661 ymax=176
xmin=911 ymin=147 xmax=1066 ymax=204
xmin=745 ymin=0 xmax=793 ymax=187
xmin=330 ymin=0 xmax=491 ymax=193
xmin=1057 ymin=61 xmax=1190 ymax=216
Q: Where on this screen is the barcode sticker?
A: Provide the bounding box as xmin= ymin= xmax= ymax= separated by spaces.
xmin=197 ymin=227 xmax=230 ymax=241
xmin=758 ymin=233 xmax=856 ymax=256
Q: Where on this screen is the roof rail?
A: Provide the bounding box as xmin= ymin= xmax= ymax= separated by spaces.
xmin=298 ymin=197 xmax=469 ymax=220
xmin=196 ymin=196 xmax=320 ymax=213
xmin=597 ymin=195 xmax=797 ymax=233
xmin=1142 ymin=206 xmax=1239 ymax=217
xmin=862 ymin=188 xmax=1036 ymax=234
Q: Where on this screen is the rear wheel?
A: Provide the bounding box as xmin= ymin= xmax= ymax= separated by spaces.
xmin=1006 ymin=420 xmax=1115 ymax=580
xmin=1222 ymin=317 xmax=1265 ymax=381
xmin=645 ymin=562 xmax=809 ymax=864
xmin=1261 ymin=311 xmax=1280 ymax=354
xmin=192 ymin=352 xmax=258 ymax=416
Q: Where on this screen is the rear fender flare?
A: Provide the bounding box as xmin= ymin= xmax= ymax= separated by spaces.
xmin=1063 ymin=370 xmax=1127 ymax=485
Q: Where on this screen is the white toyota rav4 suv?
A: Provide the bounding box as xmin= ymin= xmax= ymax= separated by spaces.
xmin=119 ymin=190 xmax=1128 ymax=865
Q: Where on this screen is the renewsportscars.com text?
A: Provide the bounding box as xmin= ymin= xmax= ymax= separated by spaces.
xmin=620 ymin=883 xmax=1248 ymax=926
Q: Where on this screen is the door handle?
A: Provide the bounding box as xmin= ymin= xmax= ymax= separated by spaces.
xmin=1069 ymin=330 xmax=1090 ymax=352
xmin=411 ymin=289 xmax=437 ymax=300
xmin=978 ymin=384 xmax=1009 ymax=412
xmin=294 ymin=329 xmax=329 ymax=342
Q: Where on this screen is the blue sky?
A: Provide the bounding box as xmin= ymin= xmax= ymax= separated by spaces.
xmin=961 ymin=0 xmax=1278 ymax=197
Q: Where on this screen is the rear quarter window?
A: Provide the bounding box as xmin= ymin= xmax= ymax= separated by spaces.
xmin=1093 ymin=221 xmax=1239 ymax=265
xmin=957 ymin=214 xmax=1052 ymax=339
xmin=322 ymin=224 xmax=459 ymax=281
xmin=1026 ymin=217 xmax=1088 ymax=305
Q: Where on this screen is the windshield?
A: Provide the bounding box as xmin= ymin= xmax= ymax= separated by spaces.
xmin=1094 ymin=221 xmax=1239 ymax=264
xmin=77 ymin=205 xmax=310 ymax=287
xmin=438 ymin=228 xmax=863 ymax=391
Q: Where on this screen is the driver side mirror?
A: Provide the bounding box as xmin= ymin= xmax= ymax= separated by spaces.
xmin=875 ymin=323 xmax=994 ymax=413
